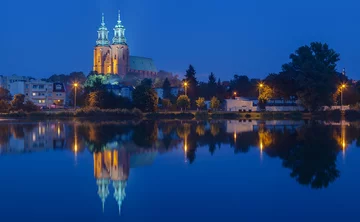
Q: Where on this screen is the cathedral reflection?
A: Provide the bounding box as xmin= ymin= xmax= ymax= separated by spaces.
xmin=94 ymin=149 xmax=129 ymax=213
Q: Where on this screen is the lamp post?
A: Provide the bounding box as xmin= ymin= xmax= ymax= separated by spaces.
xmin=74 ymin=83 xmax=78 ymax=110
xmin=259 ymin=83 xmax=264 ymax=96
xmin=233 ymin=91 xmax=237 ymax=99
xmin=258 ymin=83 xmax=264 ymax=110
xmin=184 ymin=82 xmax=188 ymax=96
xmin=341 ymin=84 xmax=346 ymax=112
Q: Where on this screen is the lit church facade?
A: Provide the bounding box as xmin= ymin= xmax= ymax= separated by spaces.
xmin=93 ymin=12 xmax=157 ymax=78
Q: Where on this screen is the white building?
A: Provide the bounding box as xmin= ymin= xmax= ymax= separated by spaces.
xmin=0 ymin=74 xmax=32 ymax=90
xmin=25 ymin=80 xmax=66 ymax=108
xmin=225 ymin=97 xmax=304 ymax=112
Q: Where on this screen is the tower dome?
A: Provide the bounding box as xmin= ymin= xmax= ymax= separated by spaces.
xmin=96 ymin=13 xmax=110 ymax=46
xmin=113 ymin=10 xmax=127 ymax=45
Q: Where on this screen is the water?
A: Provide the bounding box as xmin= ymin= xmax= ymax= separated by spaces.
xmin=0 ymin=119 xmax=359 ymax=221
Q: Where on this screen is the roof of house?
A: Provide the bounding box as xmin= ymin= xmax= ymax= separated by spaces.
xmin=129 ymin=56 xmax=157 ymax=73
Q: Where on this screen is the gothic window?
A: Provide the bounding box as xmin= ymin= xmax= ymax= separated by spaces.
xmin=123 ymin=54 xmax=125 ymax=60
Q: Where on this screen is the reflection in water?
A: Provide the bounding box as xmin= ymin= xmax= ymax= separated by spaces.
xmin=94 ymin=149 xmax=129 ymax=213
xmin=1 ymin=119 xmax=360 ymax=214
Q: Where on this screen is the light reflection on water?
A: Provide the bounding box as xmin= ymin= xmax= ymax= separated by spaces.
xmin=0 ymin=119 xmax=359 ymax=221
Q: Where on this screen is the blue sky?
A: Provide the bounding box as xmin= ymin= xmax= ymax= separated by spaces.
xmin=1 ymin=0 xmax=359 ymax=81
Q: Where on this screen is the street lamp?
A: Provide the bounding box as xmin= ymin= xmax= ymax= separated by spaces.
xmin=184 ymin=82 xmax=188 ymax=96
xmin=233 ymin=91 xmax=237 ymax=99
xmin=258 ymin=83 xmax=264 ymax=96
xmin=340 ymin=84 xmax=346 ymax=111
xmin=73 ymin=83 xmax=78 ymax=110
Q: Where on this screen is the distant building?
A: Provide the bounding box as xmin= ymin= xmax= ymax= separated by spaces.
xmin=93 ymin=12 xmax=157 ymax=78
xmin=106 ymin=84 xmax=134 ymax=101
xmin=0 ymin=74 xmax=31 ymax=90
xmin=25 ymin=80 xmax=66 ymax=108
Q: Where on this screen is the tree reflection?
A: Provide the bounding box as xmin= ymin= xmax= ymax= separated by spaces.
xmin=282 ymin=124 xmax=340 ymax=189
xmin=0 ymin=120 xmax=355 ymax=190
xmin=0 ymin=125 xmax=10 ymax=146
xmin=132 ymin=121 xmax=158 ymax=148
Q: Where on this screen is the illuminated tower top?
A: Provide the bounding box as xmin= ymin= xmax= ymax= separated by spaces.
xmin=96 ymin=13 xmax=110 ymax=46
xmin=112 ymin=10 xmax=127 ymax=45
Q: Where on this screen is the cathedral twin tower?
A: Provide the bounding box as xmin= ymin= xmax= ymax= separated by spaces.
xmin=93 ymin=11 xmax=130 ymax=76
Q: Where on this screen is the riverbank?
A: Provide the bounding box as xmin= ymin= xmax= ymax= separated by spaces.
xmin=0 ymin=108 xmax=356 ymax=121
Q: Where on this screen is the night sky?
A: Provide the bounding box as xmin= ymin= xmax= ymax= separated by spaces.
xmin=1 ymin=0 xmax=359 ymax=81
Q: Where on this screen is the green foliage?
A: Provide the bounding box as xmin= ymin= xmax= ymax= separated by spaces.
xmin=84 ymin=74 xmax=107 ymax=92
xmin=0 ymin=100 xmax=10 ymax=113
xmin=177 ymin=95 xmax=190 ymax=110
xmin=195 ymin=97 xmax=206 ymax=109
xmin=0 ymin=87 xmax=12 ymax=101
xmin=210 ymin=96 xmax=220 ymax=110
xmin=132 ymin=79 xmax=158 ymax=112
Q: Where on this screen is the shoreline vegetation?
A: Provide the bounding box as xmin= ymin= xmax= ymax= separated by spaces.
xmin=0 ymin=108 xmax=359 ymax=121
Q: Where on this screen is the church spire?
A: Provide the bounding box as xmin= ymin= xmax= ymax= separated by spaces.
xmin=96 ymin=13 xmax=110 ymax=46
xmin=113 ymin=10 xmax=127 ymax=45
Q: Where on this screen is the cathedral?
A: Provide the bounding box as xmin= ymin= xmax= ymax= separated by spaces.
xmin=93 ymin=12 xmax=157 ymax=78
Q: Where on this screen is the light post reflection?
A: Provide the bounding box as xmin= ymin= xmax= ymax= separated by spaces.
xmin=74 ymin=124 xmax=79 ymax=165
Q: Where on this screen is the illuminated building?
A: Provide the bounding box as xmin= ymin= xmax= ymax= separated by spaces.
xmin=93 ymin=11 xmax=157 ymax=78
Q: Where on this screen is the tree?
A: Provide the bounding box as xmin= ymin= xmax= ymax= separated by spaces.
xmin=282 ymin=42 xmax=340 ymax=111
xmin=11 ymin=94 xmax=25 ymax=110
xmin=23 ymin=101 xmax=38 ymax=112
xmin=0 ymin=100 xmax=10 ymax=113
xmin=177 ymin=95 xmax=190 ymax=111
xmin=87 ymin=91 xmax=102 ymax=108
xmin=196 ymin=97 xmax=206 ymax=110
xmin=0 ymin=87 xmax=12 ymax=101
xmin=207 ymin=72 xmax=217 ymax=98
xmin=162 ymin=99 xmax=171 ymax=111
xmin=258 ymin=85 xmax=274 ymax=108
xmin=230 ymin=75 xmax=255 ymax=97
xmin=216 ymin=78 xmax=227 ymax=101
xmin=162 ymin=78 xmax=172 ymax=99
xmin=210 ymin=96 xmax=220 ymax=110
xmin=183 ymin=65 xmax=199 ymax=100
xmin=132 ymin=79 xmax=158 ymax=112
xmin=84 ymin=74 xmax=106 ymax=92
